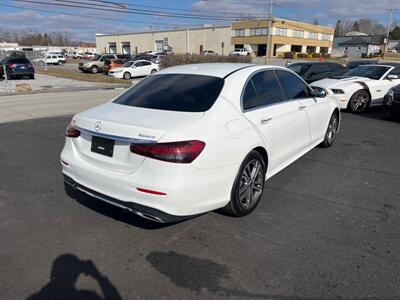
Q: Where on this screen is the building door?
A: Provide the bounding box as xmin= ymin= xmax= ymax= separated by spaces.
xmin=258 ymin=44 xmax=266 ymax=56
xmin=121 ymin=42 xmax=131 ymax=54
xmin=155 ymin=40 xmax=163 ymax=52
xmin=273 ymin=44 xmax=277 ymax=56
xmin=200 ymin=45 xmax=203 ymax=54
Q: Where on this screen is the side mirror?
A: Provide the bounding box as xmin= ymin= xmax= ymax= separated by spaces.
xmin=312 ymin=87 xmax=327 ymax=98
xmin=387 ymin=74 xmax=399 ymax=80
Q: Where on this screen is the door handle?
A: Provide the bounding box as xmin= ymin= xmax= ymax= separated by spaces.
xmin=260 ymin=118 xmax=272 ymax=124
xmin=298 ymin=105 xmax=306 ymax=110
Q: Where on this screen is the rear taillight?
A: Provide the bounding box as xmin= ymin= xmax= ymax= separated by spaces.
xmin=130 ymin=140 xmax=205 ymax=163
xmin=28 ymin=64 xmax=33 ymax=68
xmin=66 ymin=123 xmax=80 ymax=138
xmin=7 ymin=64 xmax=16 ymax=68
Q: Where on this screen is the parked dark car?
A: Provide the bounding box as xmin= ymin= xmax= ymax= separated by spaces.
xmin=287 ymin=62 xmax=347 ymax=83
xmin=383 ymin=84 xmax=400 ymax=119
xmin=0 ymin=57 xmax=35 ymax=79
xmin=346 ymin=60 xmax=378 ymax=70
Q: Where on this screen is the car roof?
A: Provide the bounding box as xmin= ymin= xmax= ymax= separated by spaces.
xmin=359 ymin=64 xmax=393 ymax=68
xmin=157 ymin=63 xmax=256 ymax=78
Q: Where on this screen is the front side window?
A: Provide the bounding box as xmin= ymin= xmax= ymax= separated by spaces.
xmin=242 ymin=70 xmax=285 ymax=110
xmin=276 ymin=70 xmax=311 ymax=99
xmin=388 ymin=67 xmax=400 ymax=77
xmin=113 ymin=74 xmax=224 ymax=112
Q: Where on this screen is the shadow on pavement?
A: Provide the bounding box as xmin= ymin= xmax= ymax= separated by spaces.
xmin=146 ymin=251 xmax=343 ymax=300
xmin=26 ymin=254 xmax=122 ymax=300
xmin=347 ymin=106 xmax=399 ymax=123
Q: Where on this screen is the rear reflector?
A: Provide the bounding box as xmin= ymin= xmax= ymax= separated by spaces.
xmin=65 ymin=122 xmax=81 ymax=138
xmin=130 ymin=140 xmax=205 ymax=163
xmin=136 ymin=187 xmax=167 ymax=196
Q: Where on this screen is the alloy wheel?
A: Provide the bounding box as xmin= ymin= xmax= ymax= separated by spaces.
xmin=239 ymin=159 xmax=263 ymax=210
xmin=351 ymin=91 xmax=369 ymax=112
xmin=327 ymin=114 xmax=338 ymax=144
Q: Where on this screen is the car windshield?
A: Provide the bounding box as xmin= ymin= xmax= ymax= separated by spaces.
xmin=113 ymin=74 xmax=224 ymax=112
xmin=288 ymin=64 xmax=312 ymax=76
xmin=344 ymin=66 xmax=391 ymax=80
xmin=122 ymin=61 xmax=134 ymax=67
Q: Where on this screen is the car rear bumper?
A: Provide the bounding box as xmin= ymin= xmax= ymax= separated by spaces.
xmin=64 ymin=174 xmax=192 ymax=223
xmin=60 ymin=138 xmax=237 ymax=220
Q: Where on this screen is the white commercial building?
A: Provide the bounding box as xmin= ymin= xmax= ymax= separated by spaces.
xmin=96 ymin=24 xmax=233 ymax=55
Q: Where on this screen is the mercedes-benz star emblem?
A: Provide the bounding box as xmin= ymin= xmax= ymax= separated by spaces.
xmin=94 ymin=121 xmax=102 ymax=131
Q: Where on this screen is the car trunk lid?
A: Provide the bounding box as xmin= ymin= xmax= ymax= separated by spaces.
xmin=72 ymin=102 xmax=203 ymax=173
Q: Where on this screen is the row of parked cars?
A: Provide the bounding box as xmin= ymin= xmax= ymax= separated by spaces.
xmin=77 ymin=52 xmax=164 ymax=78
xmin=286 ymin=60 xmax=400 ymax=117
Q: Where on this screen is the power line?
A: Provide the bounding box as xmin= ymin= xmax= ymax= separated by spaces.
xmin=0 ymin=3 xmax=192 ymax=27
xmin=14 ymin=0 xmax=246 ymax=20
xmin=84 ymin=0 xmax=266 ymax=17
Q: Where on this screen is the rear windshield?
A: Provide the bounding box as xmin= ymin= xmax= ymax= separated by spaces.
xmin=113 ymin=74 xmax=224 ymax=112
xmin=4 ymin=58 xmax=30 ymax=64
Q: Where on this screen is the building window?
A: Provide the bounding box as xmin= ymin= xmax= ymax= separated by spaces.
xmin=320 ymin=34 xmax=329 ymax=41
xmin=234 ymin=29 xmax=245 ymax=37
xmin=250 ymin=28 xmax=267 ymax=36
xmin=275 ymin=28 xmax=287 ymax=36
xmin=291 ymin=45 xmax=302 ymax=52
xmin=292 ymin=30 xmax=304 ymax=38
xmin=320 ymin=47 xmax=329 ymax=54
xmin=308 ymin=32 xmax=318 ymax=39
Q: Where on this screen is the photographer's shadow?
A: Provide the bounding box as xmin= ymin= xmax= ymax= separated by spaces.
xmin=27 ymin=254 xmax=122 ymax=300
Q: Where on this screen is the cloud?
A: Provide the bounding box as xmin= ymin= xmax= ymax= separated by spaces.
xmin=191 ymin=0 xmax=395 ymax=22
xmin=0 ymin=9 xmax=146 ymax=41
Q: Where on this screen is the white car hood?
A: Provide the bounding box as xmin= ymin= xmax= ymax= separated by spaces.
xmin=312 ymin=76 xmax=375 ymax=89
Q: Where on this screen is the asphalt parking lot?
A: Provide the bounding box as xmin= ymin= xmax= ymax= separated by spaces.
xmin=0 ymin=106 xmax=400 ymax=299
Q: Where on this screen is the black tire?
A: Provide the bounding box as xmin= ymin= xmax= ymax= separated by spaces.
xmin=348 ymin=90 xmax=370 ymax=113
xmin=58 ymin=60 xmax=64 ymax=66
xmin=150 ymin=69 xmax=157 ymax=75
xmin=6 ymin=73 xmax=13 ymax=80
xmin=29 ymin=74 xmax=35 ymax=80
xmin=320 ymin=111 xmax=339 ymax=148
xmin=223 ymin=150 xmax=266 ymax=217
xmin=90 ymin=66 xmax=98 ymax=74
xmin=123 ymin=72 xmax=131 ymax=80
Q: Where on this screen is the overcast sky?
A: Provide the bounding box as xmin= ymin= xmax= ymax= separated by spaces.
xmin=0 ymin=0 xmax=398 ymax=41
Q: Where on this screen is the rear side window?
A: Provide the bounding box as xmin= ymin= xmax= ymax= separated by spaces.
xmin=242 ymin=70 xmax=285 ymax=110
xmin=113 ymin=74 xmax=224 ymax=112
xmin=276 ymin=70 xmax=311 ymax=99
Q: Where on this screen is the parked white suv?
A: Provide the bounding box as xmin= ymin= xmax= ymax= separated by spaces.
xmin=46 ymin=55 xmax=66 ymax=65
xmin=229 ymin=48 xmax=253 ymax=56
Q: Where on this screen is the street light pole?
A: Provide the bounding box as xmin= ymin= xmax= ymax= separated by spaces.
xmin=265 ymin=0 xmax=273 ymax=64
xmin=385 ymin=9 xmax=397 ymax=53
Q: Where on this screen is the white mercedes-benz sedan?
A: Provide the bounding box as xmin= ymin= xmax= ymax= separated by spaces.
xmin=311 ymin=64 xmax=400 ymax=113
xmin=61 ymin=63 xmax=340 ymax=223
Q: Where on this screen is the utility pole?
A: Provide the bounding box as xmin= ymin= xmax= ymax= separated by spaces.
xmin=265 ymin=0 xmax=273 ymax=64
xmin=385 ymin=9 xmax=397 ymax=53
